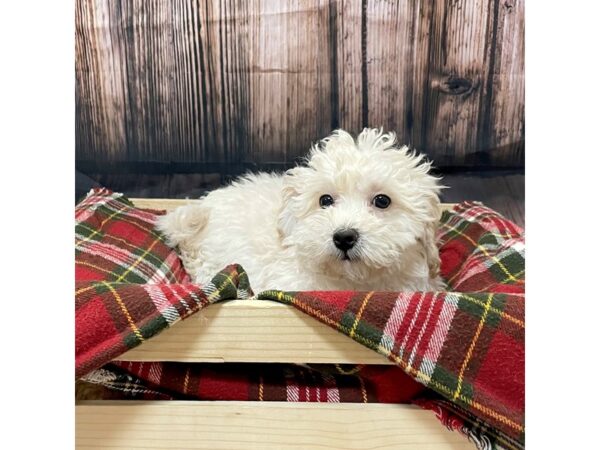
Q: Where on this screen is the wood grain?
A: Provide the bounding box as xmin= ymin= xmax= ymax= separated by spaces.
xmin=364 ymin=0 xmax=417 ymax=142
xmin=246 ymin=1 xmax=335 ymax=164
xmin=333 ymin=0 xmax=364 ymax=134
xmin=441 ymin=171 xmax=525 ymax=227
xmin=76 ymin=401 xmax=475 ymax=449
xmin=485 ymin=0 xmax=525 ymax=166
xmin=76 ymin=0 xmax=525 ymax=168
xmin=418 ymin=0 xmax=493 ymax=166
xmin=119 ymin=300 xmax=392 ymax=364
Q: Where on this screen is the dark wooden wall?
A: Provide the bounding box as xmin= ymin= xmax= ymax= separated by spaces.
xmin=75 ymin=0 xmax=524 ymax=172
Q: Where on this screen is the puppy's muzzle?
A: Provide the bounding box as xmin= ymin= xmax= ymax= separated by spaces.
xmin=333 ymin=228 xmax=359 ymax=252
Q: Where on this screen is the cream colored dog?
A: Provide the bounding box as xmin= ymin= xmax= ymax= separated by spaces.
xmin=156 ymin=128 xmax=444 ymax=292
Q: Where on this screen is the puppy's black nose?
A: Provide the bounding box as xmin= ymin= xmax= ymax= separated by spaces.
xmin=333 ymin=229 xmax=359 ymax=252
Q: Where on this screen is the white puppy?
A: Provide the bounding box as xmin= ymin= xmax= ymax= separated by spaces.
xmin=156 ymin=128 xmax=444 ymax=292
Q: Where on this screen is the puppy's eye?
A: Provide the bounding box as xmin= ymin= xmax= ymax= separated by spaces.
xmin=372 ymin=194 xmax=391 ymax=209
xmin=319 ymin=194 xmax=335 ymax=208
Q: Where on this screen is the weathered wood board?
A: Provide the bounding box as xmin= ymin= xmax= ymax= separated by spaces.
xmin=76 ymin=0 xmax=524 ymax=169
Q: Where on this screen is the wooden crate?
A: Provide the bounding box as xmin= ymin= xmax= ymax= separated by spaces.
xmin=76 ymin=199 xmax=473 ymax=449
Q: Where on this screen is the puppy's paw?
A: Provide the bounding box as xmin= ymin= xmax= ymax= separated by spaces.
xmin=155 ymin=203 xmax=209 ymax=248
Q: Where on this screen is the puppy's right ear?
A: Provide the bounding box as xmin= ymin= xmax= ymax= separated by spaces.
xmin=155 ymin=203 xmax=209 ymax=248
xmin=277 ymin=167 xmax=310 ymax=241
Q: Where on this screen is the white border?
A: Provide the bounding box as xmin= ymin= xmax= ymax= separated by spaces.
xmin=527 ymin=1 xmax=600 ymax=448
xmin=0 ymin=1 xmax=74 ymax=448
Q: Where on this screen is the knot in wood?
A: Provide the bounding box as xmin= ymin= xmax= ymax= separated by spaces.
xmin=440 ymin=76 xmax=473 ymax=95
xmin=504 ymin=0 xmax=515 ymax=12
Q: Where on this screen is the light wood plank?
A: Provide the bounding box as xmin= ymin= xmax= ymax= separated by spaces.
xmin=120 ymin=300 xmax=391 ymax=364
xmin=76 ymin=401 xmax=475 ymax=449
xmin=131 ymin=197 xmax=456 ymax=212
xmin=130 ymin=197 xmax=202 ymax=211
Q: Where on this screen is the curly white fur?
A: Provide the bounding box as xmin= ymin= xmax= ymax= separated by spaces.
xmin=156 ymin=128 xmax=445 ymax=292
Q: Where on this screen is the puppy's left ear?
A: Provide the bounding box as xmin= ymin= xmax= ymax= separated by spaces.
xmin=421 ymin=221 xmax=441 ymax=279
xmin=416 ymin=194 xmax=443 ymax=279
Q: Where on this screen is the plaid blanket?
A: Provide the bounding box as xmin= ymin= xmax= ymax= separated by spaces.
xmin=76 ymin=189 xmax=524 ymax=450
xmin=82 ymin=362 xmax=426 ymax=404
xmin=75 ymin=189 xmax=252 ymax=378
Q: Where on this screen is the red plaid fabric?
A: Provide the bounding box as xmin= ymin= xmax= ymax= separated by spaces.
xmin=438 ymin=202 xmax=524 ymax=294
xmin=76 ymin=190 xmax=524 ymax=450
xmin=259 ymin=202 xmax=525 ymax=447
xmin=75 ymin=188 xmax=252 ymax=378
xmin=83 ymin=362 xmax=425 ymax=404
xmin=413 ymin=395 xmax=524 ymax=450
